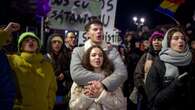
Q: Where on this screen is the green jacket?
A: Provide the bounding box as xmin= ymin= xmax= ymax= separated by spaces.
xmin=0 ymin=31 xmax=57 ymax=110
xmin=9 ymin=52 xmax=57 ymax=110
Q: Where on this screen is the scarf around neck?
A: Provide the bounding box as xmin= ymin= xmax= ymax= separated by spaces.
xmin=159 ymin=48 xmax=192 ymax=77
xmin=159 ymin=28 xmax=192 ymax=77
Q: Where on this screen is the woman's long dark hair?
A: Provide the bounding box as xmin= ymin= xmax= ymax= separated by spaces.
xmin=81 ymin=45 xmax=114 ymax=76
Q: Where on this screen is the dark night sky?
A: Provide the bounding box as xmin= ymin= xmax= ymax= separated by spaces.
xmin=0 ymin=0 xmax=194 ymax=32
xmin=115 ymin=0 xmax=195 ymax=32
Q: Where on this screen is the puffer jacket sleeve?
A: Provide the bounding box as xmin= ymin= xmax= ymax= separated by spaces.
xmin=69 ymin=82 xmax=94 ymax=110
xmin=94 ymin=87 xmax=127 ymax=110
xmin=0 ymin=30 xmax=9 ymax=48
xmin=47 ymin=63 xmax=57 ymax=110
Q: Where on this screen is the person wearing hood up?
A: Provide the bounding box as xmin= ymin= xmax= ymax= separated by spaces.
xmin=45 ymin=33 xmax=72 ymax=110
xmin=0 ymin=31 xmax=57 ymax=110
xmin=145 ymin=27 xmax=195 ymax=110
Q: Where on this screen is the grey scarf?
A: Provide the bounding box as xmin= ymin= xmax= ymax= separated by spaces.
xmin=159 ymin=48 xmax=192 ymax=77
xmin=159 ymin=28 xmax=192 ymax=78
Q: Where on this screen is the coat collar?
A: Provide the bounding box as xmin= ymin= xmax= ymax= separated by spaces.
xmin=20 ymin=52 xmax=45 ymax=77
xmin=84 ymin=39 xmax=108 ymax=51
xmin=20 ymin=52 xmax=43 ymax=63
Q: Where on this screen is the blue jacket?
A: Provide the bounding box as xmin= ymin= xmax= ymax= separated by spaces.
xmin=0 ymin=50 xmax=16 ymax=110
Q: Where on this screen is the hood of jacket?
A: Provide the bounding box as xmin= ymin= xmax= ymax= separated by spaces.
xmin=46 ymin=33 xmax=65 ymax=53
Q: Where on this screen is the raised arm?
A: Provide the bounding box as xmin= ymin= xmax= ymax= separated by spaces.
xmin=0 ymin=22 xmax=20 ymax=48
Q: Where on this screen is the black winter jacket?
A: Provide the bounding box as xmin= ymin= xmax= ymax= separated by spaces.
xmin=145 ymin=57 xmax=195 ymax=110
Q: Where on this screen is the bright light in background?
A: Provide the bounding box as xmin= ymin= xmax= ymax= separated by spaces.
xmin=133 ymin=16 xmax=138 ymax=22
xmin=132 ymin=16 xmax=146 ymax=29
xmin=64 ymin=30 xmax=68 ymax=34
xmin=74 ymin=32 xmax=78 ymax=36
xmin=140 ymin=17 xmax=145 ymax=23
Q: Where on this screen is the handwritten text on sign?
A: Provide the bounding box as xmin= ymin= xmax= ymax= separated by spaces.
xmin=48 ymin=0 xmax=116 ymax=31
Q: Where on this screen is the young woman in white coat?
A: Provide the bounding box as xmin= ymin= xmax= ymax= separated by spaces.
xmin=69 ymin=45 xmax=127 ymax=110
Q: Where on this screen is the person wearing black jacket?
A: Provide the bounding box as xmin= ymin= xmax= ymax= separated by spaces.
xmin=145 ymin=27 xmax=195 ymax=110
xmin=133 ymin=31 xmax=164 ymax=110
xmin=45 ymin=33 xmax=72 ymax=110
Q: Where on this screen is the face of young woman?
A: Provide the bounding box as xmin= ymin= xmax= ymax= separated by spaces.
xmin=21 ymin=37 xmax=38 ymax=53
xmin=152 ymin=37 xmax=163 ymax=51
xmin=51 ymin=36 xmax=63 ymax=53
xmin=170 ymin=31 xmax=186 ymax=53
xmin=89 ymin=47 xmax=104 ymax=70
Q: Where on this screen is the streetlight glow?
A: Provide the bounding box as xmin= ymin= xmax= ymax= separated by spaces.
xmin=132 ymin=16 xmax=146 ymax=29
xmin=133 ymin=16 xmax=138 ymax=22
xmin=140 ymin=17 xmax=145 ymax=23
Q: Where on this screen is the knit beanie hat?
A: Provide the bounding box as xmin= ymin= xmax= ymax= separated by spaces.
xmin=18 ymin=32 xmax=41 ymax=52
xmin=149 ymin=31 xmax=164 ymax=44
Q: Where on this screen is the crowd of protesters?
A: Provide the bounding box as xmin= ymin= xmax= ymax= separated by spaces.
xmin=0 ymin=12 xmax=195 ymax=110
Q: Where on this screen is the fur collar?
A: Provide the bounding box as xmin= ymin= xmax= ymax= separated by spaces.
xmin=84 ymin=39 xmax=108 ymax=51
